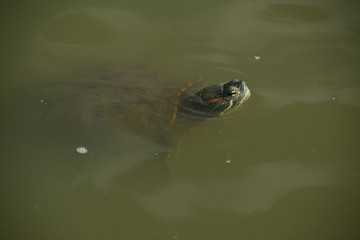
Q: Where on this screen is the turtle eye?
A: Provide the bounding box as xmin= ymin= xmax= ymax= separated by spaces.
xmin=225 ymin=87 xmax=238 ymax=96
xmin=223 ymin=86 xmax=239 ymax=97
xmin=229 ymin=90 xmax=238 ymax=96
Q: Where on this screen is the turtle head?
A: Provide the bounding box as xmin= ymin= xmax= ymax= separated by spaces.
xmin=179 ymin=79 xmax=250 ymax=118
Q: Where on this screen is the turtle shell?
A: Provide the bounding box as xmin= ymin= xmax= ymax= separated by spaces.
xmin=32 ymin=65 xmax=199 ymax=144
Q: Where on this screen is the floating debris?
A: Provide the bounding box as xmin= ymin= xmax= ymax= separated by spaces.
xmin=250 ymin=55 xmax=262 ymax=62
xmin=76 ymin=146 xmax=88 ymax=154
xmin=225 ymin=159 xmax=231 ymax=164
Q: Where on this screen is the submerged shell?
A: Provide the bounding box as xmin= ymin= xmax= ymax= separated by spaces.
xmin=31 ymin=65 xmax=199 ymax=143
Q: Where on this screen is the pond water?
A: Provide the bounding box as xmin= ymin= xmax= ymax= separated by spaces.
xmin=1 ymin=0 xmax=359 ymax=239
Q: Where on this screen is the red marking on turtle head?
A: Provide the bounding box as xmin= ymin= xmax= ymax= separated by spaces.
xmin=203 ymin=97 xmax=224 ymax=105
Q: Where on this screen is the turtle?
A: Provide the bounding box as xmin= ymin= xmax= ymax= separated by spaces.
xmin=7 ymin=65 xmax=250 ymax=185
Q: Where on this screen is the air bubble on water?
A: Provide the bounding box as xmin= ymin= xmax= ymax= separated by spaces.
xmin=226 ymin=159 xmax=231 ymax=164
xmin=154 ymin=152 xmax=159 ymax=156
xmin=330 ymin=96 xmax=337 ymax=101
xmin=76 ymin=146 xmax=88 ymax=154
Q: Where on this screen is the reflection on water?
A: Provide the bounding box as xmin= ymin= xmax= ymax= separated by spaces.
xmin=1 ymin=0 xmax=360 ymax=240
xmin=257 ymin=85 xmax=360 ymax=108
xmin=42 ymin=6 xmax=148 ymax=45
xmin=259 ymin=4 xmax=330 ymax=22
xmin=141 ymin=159 xmax=340 ymax=218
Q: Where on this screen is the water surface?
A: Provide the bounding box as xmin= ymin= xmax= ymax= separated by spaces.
xmin=1 ymin=0 xmax=359 ymax=239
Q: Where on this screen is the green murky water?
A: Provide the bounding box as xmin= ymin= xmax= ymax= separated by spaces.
xmin=1 ymin=0 xmax=359 ymax=239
